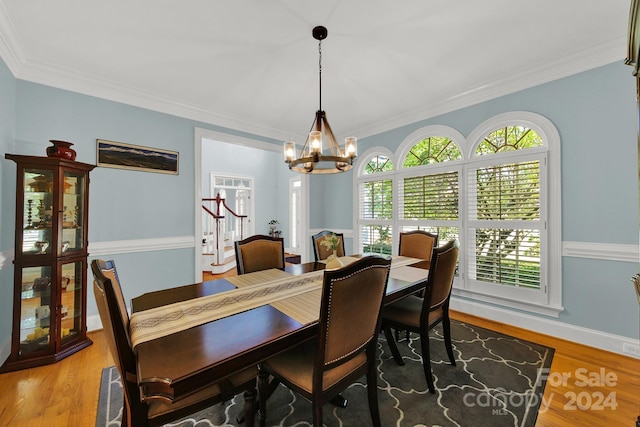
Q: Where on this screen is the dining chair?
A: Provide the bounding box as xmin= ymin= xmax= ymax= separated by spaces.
xmin=257 ymin=255 xmax=392 ymax=427
xmin=234 ymin=234 xmax=285 ymax=275
xmin=311 ymin=230 xmax=346 ymax=261
xmin=382 ymin=239 xmax=459 ymax=394
xmin=91 ymin=259 xmax=258 ymax=427
xmin=398 ymin=230 xmax=438 ymax=262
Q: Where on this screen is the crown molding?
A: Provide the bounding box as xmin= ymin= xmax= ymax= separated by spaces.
xmin=0 ymin=1 xmax=25 ymax=75
xmin=0 ymin=20 xmax=627 ymax=142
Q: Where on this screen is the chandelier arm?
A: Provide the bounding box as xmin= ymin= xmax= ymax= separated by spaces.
xmin=321 ymin=113 xmax=340 ymax=156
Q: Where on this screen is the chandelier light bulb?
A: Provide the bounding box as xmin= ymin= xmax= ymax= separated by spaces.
xmin=309 ymin=131 xmax=322 ymax=154
xmin=345 ymin=137 xmax=357 ymax=158
xmin=284 ymin=141 xmax=296 ymax=161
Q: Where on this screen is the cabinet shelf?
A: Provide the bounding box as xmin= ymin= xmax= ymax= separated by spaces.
xmin=2 ymin=153 xmax=95 ymax=373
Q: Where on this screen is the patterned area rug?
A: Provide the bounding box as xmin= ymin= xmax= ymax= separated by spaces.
xmin=96 ymin=320 xmax=553 ymax=427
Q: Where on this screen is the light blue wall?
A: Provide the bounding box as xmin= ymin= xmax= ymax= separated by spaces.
xmin=0 ymin=58 xmax=16 ymax=345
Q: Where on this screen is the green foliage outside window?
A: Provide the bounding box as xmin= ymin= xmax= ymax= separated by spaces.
xmin=476 ymin=126 xmax=542 ymax=155
xmin=473 ymin=126 xmax=543 ymax=288
xmin=365 ymin=155 xmax=393 ymax=174
xmin=403 ymin=136 xmax=461 ymax=167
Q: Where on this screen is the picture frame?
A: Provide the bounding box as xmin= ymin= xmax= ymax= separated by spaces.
xmin=96 ymin=139 xmax=179 ymax=175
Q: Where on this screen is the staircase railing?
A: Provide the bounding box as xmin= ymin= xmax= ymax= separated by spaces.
xmin=202 ymin=193 xmax=247 ymax=265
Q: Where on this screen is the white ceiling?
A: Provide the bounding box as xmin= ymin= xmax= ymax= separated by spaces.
xmin=0 ymin=1 xmax=631 ymax=143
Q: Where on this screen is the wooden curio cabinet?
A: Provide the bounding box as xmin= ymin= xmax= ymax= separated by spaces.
xmin=1 ymin=154 xmax=95 ymax=372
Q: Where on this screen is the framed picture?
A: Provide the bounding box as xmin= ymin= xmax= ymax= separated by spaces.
xmin=96 ymin=139 xmax=179 ymax=175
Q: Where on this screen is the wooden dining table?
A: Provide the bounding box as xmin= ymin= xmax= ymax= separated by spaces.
xmin=131 ymin=255 xmax=430 ymax=402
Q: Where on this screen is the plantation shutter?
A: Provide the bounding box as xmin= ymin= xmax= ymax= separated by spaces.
xmin=466 ymin=153 xmax=545 ymax=289
xmin=357 ymin=178 xmax=393 ymax=254
xmin=398 ymin=170 xmax=459 ymax=221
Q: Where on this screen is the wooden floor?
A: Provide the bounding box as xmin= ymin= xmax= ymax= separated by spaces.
xmin=0 ymin=270 xmax=637 ymax=426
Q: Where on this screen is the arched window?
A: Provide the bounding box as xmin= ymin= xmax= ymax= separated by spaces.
xmin=465 ymin=116 xmax=559 ymax=312
xmin=396 ymin=127 xmax=464 ymax=246
xmin=364 ymin=154 xmax=394 ymax=174
xmin=402 ymin=136 xmax=462 ymax=166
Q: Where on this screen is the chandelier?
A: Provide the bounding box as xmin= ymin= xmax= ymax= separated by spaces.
xmin=283 ymin=26 xmax=357 ymax=174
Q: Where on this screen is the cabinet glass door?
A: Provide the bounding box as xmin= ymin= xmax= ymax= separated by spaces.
xmin=61 ymin=171 xmax=86 ymax=253
xmin=60 ymin=261 xmax=83 ymax=345
xmin=23 ymin=168 xmax=54 ymax=256
xmin=19 ymin=265 xmax=52 ymax=356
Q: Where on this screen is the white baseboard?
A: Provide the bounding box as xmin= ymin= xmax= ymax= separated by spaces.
xmin=451 ymin=297 xmax=640 ymax=359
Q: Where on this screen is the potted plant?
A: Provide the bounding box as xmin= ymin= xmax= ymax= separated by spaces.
xmin=268 ymin=219 xmax=279 ymax=234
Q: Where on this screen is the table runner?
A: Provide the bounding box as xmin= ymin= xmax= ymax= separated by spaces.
xmin=389 ymin=265 xmax=430 ymax=283
xmin=129 ymin=272 xmax=323 ymax=348
xmin=130 ymin=255 xmax=424 ymax=348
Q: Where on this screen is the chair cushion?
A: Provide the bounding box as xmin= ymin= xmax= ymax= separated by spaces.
xmin=263 ymin=340 xmax=367 ymax=394
xmin=147 ymin=366 xmax=257 ymax=420
xmin=382 ymin=295 xmax=443 ymax=329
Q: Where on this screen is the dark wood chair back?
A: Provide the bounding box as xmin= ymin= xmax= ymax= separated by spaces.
xmin=398 ymin=230 xmax=438 ymax=262
xmin=91 ymin=259 xmax=144 ymax=426
xmin=234 ymin=234 xmax=285 ymax=274
xmin=311 ymin=230 xmax=346 ymax=261
xmin=318 ymin=255 xmax=391 ymax=372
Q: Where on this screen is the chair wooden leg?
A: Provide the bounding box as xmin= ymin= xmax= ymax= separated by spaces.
xmin=442 ymin=317 xmax=456 ymax=366
xmin=312 ymin=401 xmax=323 ymax=427
xmin=242 ymin=382 xmax=257 ymax=427
xmin=366 ymin=357 xmax=382 ymax=427
xmin=257 ymin=365 xmax=269 ymax=427
xmin=121 ymin=400 xmax=130 ymax=427
xmin=420 ymin=332 xmax=435 ymax=393
xmin=383 ymin=326 xmax=405 ymax=366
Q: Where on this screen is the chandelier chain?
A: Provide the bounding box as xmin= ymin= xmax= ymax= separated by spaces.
xmin=318 ymin=38 xmax=322 ymax=111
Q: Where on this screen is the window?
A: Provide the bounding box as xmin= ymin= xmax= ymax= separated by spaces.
xmin=354 ymin=114 xmax=562 ymax=316
xmin=466 ymin=129 xmax=545 ymax=298
xmin=356 ymin=150 xmax=394 ymax=255
xmin=398 ymin=133 xmax=463 ymax=244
